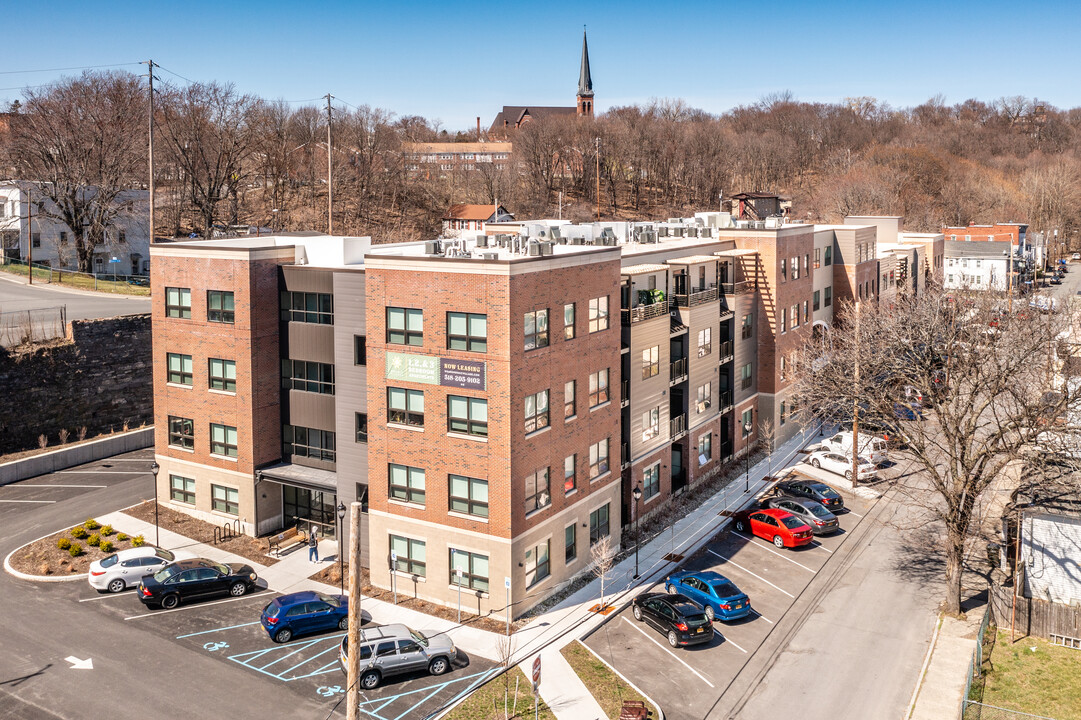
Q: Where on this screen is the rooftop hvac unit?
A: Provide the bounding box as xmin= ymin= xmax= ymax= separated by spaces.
xmin=674 ymin=227 xmax=685 ymax=237
xmin=540 ymin=241 xmax=554 ymax=256
xmin=687 ymin=227 xmax=699 ymax=238
xmin=550 ymin=226 xmax=562 ymax=240
xmin=528 ymin=240 xmax=541 ymax=256
xmin=658 ymin=226 xmax=669 ymax=238
xmin=643 ymin=230 xmax=656 ymax=243
xmin=424 ymin=240 xmax=441 ymax=255
xmin=476 ymin=235 xmax=488 ymax=248
xmin=570 ymin=236 xmax=584 ymax=245
xmin=481 ymin=252 xmax=499 ymax=260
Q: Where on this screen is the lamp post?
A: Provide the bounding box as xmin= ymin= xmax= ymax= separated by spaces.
xmin=632 ymin=484 xmax=642 ymax=580
xmin=743 ymin=421 xmax=753 ymax=492
xmin=336 ymin=501 xmax=346 ymax=596
xmin=149 ymin=461 xmax=160 ymax=547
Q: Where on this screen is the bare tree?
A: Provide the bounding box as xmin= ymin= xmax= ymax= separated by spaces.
xmin=590 ymin=535 xmax=615 ymax=611
xmin=759 ymin=416 xmax=777 ymax=480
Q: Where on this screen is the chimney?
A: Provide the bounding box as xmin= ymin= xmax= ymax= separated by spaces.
xmin=477 ymin=116 xmax=481 ymax=139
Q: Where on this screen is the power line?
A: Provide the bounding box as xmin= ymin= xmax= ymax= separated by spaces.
xmin=154 ymin=64 xmax=198 ymax=85
xmin=0 ymin=62 xmax=140 ymax=76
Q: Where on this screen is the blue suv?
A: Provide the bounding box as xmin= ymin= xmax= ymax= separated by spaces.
xmin=261 ymin=590 xmax=349 ymax=643
xmin=664 ymin=570 xmax=751 ymax=622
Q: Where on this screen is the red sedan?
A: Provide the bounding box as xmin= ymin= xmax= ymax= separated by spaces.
xmin=734 ymin=508 xmax=814 ymax=548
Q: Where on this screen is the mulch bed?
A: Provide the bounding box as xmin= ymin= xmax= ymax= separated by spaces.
xmin=122 ymin=501 xmax=279 ymax=566
xmin=8 ymin=520 xmax=142 ymax=577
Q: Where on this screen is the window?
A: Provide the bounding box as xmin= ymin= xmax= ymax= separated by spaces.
xmin=282 ymin=359 xmax=334 ymax=394
xmin=449 ymin=475 xmax=488 ymax=517
xmin=781 ymin=258 xmax=787 ymax=282
xmin=824 ymin=247 xmax=832 ymax=266
xmin=780 ymin=401 xmax=787 ymax=426
xmin=741 ymin=409 xmax=754 ymax=437
xmin=696 ymin=382 xmax=711 ymax=413
xmin=209 ymin=423 xmax=237 ymax=457
xmin=32 ymin=233 xmax=40 ymax=248
xmin=589 ymin=504 xmax=610 ymax=544
xmin=168 ymin=416 xmax=194 ymax=450
xmin=642 ymin=406 xmax=660 ymax=441
xmin=524 ymin=390 xmax=549 ymax=433
xmin=741 ymin=363 xmax=753 ymax=390
xmin=281 ymin=291 xmax=333 ymax=324
xmin=524 ymin=309 xmax=549 ymax=350
xmin=283 ymin=425 xmax=336 ymax=462
xmin=390 ymin=535 xmax=426 ymax=576
xmin=643 ymin=463 xmax=660 ymax=501
xmin=448 ymin=395 xmax=487 ymax=437
xmin=207 ymin=290 xmax=235 ymax=324
xmin=804 ymin=254 xmax=810 ymax=275
xmin=447 ymin=312 xmax=487 ymax=352
xmin=791 ymin=304 xmax=799 ymax=328
xmin=792 ymin=257 xmax=800 ymax=281
xmin=825 ymin=286 xmax=832 ymax=306
xmin=170 ymin=475 xmax=195 ymax=505
xmin=803 ymin=301 xmax=809 ymax=324
xmin=565 ymin=524 xmax=577 ymax=563
xmin=167 ymin=353 xmax=193 ymax=385
xmin=355 ymin=413 xmax=368 ymax=443
xmin=525 ymin=541 xmax=550 ymax=587
xmin=697 ymin=327 xmax=711 ymax=357
xmin=813 ymin=290 xmax=821 ymax=311
xmin=564 ymin=380 xmax=576 ymax=419
xmin=698 ymin=433 xmax=712 ymax=465
xmin=354 ymin=336 xmax=367 ymax=365
xmin=449 ymin=548 xmax=487 ymax=592
xmin=780 ymin=356 xmax=787 ymax=381
xmin=814 ymin=248 xmax=821 ymax=269
xmin=387 ymin=307 xmax=422 ymax=345
xmin=564 ymin=303 xmax=576 ymax=339
xmin=641 ymin=346 xmax=660 ymax=379
xmin=780 ymin=307 xmax=787 ymax=334
xmin=524 ymin=467 xmax=551 ymax=514
xmin=388 ymin=388 xmax=424 ymax=427
xmin=564 ymin=454 xmax=577 ymax=493
xmin=209 ymin=358 xmax=236 ymax=393
xmin=211 ymin=484 xmax=239 ymax=514
xmin=589 ymin=438 xmax=610 ymax=478
xmin=589 ymin=369 xmax=609 ymax=407
xmin=589 ymin=296 xmax=609 ymax=333
xmin=60 ymin=231 xmax=68 ymax=244
xmin=165 ymin=287 xmax=191 ymax=318
xmin=742 ymin=314 xmax=754 ymax=339
xmin=389 ymin=464 xmax=425 ymax=505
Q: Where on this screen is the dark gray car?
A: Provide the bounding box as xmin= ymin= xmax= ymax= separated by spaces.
xmin=765 ymin=495 xmax=839 ymax=535
xmin=338 ymin=624 xmax=457 ymax=689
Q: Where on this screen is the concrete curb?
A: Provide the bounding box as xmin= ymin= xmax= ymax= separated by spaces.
xmin=3 ymin=528 xmax=89 ymax=583
xmin=0 ymin=426 xmax=154 ymax=485
xmin=905 ymin=613 xmax=944 ymax=719
xmin=574 ymin=639 xmax=665 ymax=720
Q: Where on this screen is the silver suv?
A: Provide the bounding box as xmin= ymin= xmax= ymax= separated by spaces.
xmin=338 ymin=624 xmax=457 ymax=689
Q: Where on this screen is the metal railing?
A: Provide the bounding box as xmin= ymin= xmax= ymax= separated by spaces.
xmin=719 ymin=307 xmax=735 ymax=322
xmin=719 ymin=340 xmax=734 ymax=361
xmin=621 ymin=442 xmax=630 ymax=470
xmin=621 ymin=379 xmax=630 ymax=408
xmin=1 ymin=257 xmax=150 ymax=296
xmin=670 ymin=414 xmax=687 ymax=439
xmin=674 ymin=284 xmax=719 ymax=307
xmin=621 ymin=300 xmax=670 ymax=325
xmin=670 ymin=357 xmax=688 ymax=382
xmin=719 ymin=390 xmax=733 ymax=412
xmin=0 ymin=305 xmax=67 ymax=347
xmin=722 ymin=280 xmax=753 ymax=295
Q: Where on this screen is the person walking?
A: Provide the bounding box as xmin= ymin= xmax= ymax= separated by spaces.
xmin=308 ymin=529 xmax=319 ymax=563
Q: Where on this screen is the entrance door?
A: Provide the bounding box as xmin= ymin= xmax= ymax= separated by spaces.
xmin=283 ymin=486 xmax=337 ymax=539
xmin=672 ymin=445 xmax=685 ymax=493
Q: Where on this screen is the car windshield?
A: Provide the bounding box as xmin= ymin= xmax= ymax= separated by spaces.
xmin=99 ymin=554 xmax=119 ymax=568
xmin=154 ymin=549 xmax=176 ymax=562
xmin=153 ymin=565 xmax=180 ymax=583
xmin=780 ymin=516 xmax=805 ymax=530
xmin=711 ymin=582 xmax=741 ymax=598
xmin=409 ymin=629 xmax=429 ymax=647
xmin=808 ymin=504 xmax=831 ymax=518
xmin=318 ymin=594 xmax=341 ymax=608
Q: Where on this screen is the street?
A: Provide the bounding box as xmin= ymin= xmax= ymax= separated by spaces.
xmin=0 ymin=271 xmax=149 ymax=321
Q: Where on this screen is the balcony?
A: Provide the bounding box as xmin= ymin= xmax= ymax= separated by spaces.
xmin=621 ymin=442 xmax=630 ymax=470
xmin=719 ymin=340 xmax=734 ymax=363
xmin=718 ymin=390 xmax=733 ymax=414
xmin=719 ymin=306 xmax=735 ymax=322
xmin=670 ymin=414 xmax=687 ymax=441
xmin=621 ymin=300 xmax=670 ymax=326
xmin=722 ymin=280 xmax=753 ymax=295
xmin=674 ymin=284 xmax=719 ymax=307
xmin=670 ymin=357 xmax=688 ymax=384
xmin=621 ymin=379 xmax=630 ymax=408
xmin=720 ymin=440 xmax=733 ymax=462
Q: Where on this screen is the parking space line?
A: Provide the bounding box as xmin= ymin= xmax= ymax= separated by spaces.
xmin=810 ymin=541 xmax=834 ymax=553
xmin=265 ymin=638 xmax=341 ymax=672
xmin=124 ymin=592 xmax=270 ymax=620
xmin=622 ymin=617 xmax=715 ymax=688
xmin=176 ymin=621 xmax=262 ymax=638
xmin=749 ymin=608 xmax=773 ymax=624
xmin=11 ymin=484 xmax=108 ymax=488
xmin=732 ymin=532 xmax=817 ymax=572
xmin=707 ymin=549 xmax=794 ymax=599
xmin=721 ymin=634 xmax=748 ymax=653
xmin=78 ymin=593 xmax=133 ymax=602
xmin=0 ymin=499 xmax=55 ymax=503
xmin=846 ymin=510 xmax=864 ymax=518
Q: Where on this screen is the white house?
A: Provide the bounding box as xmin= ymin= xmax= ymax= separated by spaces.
xmin=0 ymin=181 xmax=150 ymax=275
xmin=943 ymin=239 xmax=1013 ymax=292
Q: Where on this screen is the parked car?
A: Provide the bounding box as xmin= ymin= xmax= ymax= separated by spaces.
xmin=664 ymin=570 xmax=751 ymax=622
xmin=807 ymin=449 xmax=878 ymax=484
xmin=733 ymin=508 xmax=814 ymax=548
xmin=338 ymin=624 xmax=457 ymax=689
xmin=777 ymin=478 xmax=847 ymax=513
xmin=89 ymin=546 xmax=191 ymax=593
xmin=631 ymin=592 xmax=714 ymax=647
xmin=765 ymin=495 xmax=839 ymax=535
xmin=138 ymin=558 xmax=258 ymax=610
xmin=261 ymin=591 xmax=349 ymax=643
xmin=823 ymin=430 xmax=888 ymax=465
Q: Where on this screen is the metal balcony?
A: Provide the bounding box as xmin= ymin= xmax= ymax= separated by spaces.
xmin=674 ymin=284 xmax=719 ymax=307
xmin=621 ymin=300 xmax=670 ymax=326
xmin=670 ymin=414 xmax=687 ymax=441
xmin=670 ymin=357 xmax=688 ymax=385
xmin=621 ymin=442 xmax=630 ymax=470
xmin=621 ymin=380 xmax=630 ymax=408
xmin=719 ymin=340 xmax=734 ymax=363
xmin=722 ymin=280 xmax=753 ymax=295
xmin=718 ymin=390 xmax=733 ymax=414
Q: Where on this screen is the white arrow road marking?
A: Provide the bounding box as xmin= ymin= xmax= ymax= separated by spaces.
xmin=65 ymin=656 xmax=93 ymax=670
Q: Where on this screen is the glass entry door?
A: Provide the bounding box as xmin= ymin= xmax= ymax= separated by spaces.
xmin=283 ymin=486 xmax=337 ymax=539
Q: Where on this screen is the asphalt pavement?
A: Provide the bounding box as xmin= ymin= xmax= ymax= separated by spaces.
xmin=0 ymin=271 xmax=149 ymax=320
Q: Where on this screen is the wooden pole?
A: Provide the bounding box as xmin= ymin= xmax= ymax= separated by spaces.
xmin=851 ymin=301 xmax=860 ymax=487
xmin=325 ymin=94 xmax=333 ymax=235
xmin=147 ymin=60 xmax=155 ymax=247
xmin=594 ymin=137 xmax=600 ymax=221
xmin=346 ymin=501 xmax=362 ymax=720
xmin=26 ymin=186 xmax=33 ymax=285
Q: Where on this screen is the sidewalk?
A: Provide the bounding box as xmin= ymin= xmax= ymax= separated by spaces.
xmin=907 ymin=611 xmax=983 ymax=720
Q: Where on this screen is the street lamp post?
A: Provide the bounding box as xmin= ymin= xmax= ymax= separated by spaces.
xmin=336 ymin=502 xmax=346 ymax=596
xmin=149 ymin=461 xmax=160 ymax=547
xmin=632 ymin=484 xmax=642 ymax=580
xmin=743 ymin=422 xmax=753 ymax=492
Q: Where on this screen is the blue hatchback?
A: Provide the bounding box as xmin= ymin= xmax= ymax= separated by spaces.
xmin=261 ymin=590 xmax=349 ymax=643
xmin=664 ymin=570 xmax=751 ymax=622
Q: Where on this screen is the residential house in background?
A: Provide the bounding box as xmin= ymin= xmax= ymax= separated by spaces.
xmin=942 ymin=222 xmax=1027 ymax=244
xmin=401 ymin=142 xmax=512 ymax=178
xmin=727 ymin=192 xmax=790 ymax=221
xmin=441 ymin=204 xmax=514 ymax=237
xmin=944 ymin=240 xmax=1025 ymax=292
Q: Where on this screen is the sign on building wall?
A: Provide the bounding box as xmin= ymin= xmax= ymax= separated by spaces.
xmin=386 ymin=351 xmax=486 ymax=391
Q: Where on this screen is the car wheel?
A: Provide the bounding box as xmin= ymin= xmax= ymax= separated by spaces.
xmin=338 ymin=617 xmax=348 ymax=631
xmin=429 ymin=657 xmax=450 ymax=676
xmin=666 ymin=584 xmax=678 ymax=594
xmin=229 ymin=582 xmax=248 ymax=597
xmin=705 ymin=605 xmax=715 ymax=622
xmin=274 ymin=627 xmax=293 ymax=644
xmin=845 ymin=470 xmax=853 ymax=481
xmin=107 ymin=578 xmax=126 ymax=594
xmin=735 ymin=519 xmax=746 ymax=532
xmin=632 ymin=605 xmax=643 ymax=621
xmin=360 ymin=670 xmax=381 ymax=690
xmin=811 ymin=459 xmax=821 ymax=468
xmin=161 ymin=594 xmax=180 ymax=610
xmin=667 ymin=630 xmax=679 ymax=648
xmin=773 ymin=535 xmax=785 ymax=548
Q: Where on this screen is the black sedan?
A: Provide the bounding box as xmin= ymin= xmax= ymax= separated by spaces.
xmin=777 ymin=479 xmax=846 ymax=513
xmin=631 ymin=592 xmax=713 ymax=648
xmin=766 ymin=495 xmax=840 ymax=535
xmin=138 ymin=558 xmax=258 ymax=610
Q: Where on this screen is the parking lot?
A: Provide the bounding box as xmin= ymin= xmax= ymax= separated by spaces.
xmin=583 ymin=467 xmax=878 ymax=720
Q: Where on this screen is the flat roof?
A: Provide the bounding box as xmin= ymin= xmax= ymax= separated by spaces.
xmin=714 ymin=248 xmax=758 ymax=257
xmin=621 ymin=263 xmax=669 ymax=276
xmin=666 ymin=255 xmax=720 ymax=265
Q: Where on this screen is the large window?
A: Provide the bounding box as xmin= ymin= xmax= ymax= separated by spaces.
xmin=742 ymin=314 xmax=754 ymax=339
xmin=813 ymin=290 xmax=821 ymax=312
xmin=388 ymin=388 xmax=424 ymax=427
xmin=170 ymin=475 xmax=195 ymax=505
xmin=698 ymin=433 xmax=712 ymax=464
xmin=165 ymin=287 xmax=191 ymax=318
xmin=355 ymin=413 xmax=368 ymax=443
xmin=283 ymin=425 xmax=336 ymax=462
xmin=564 ymin=380 xmax=576 ymax=419
xmin=643 ymin=463 xmax=660 ymax=501
xmin=589 ymin=296 xmax=609 ymax=333
xmin=741 ymin=363 xmax=753 ymax=390
xmin=448 ymin=396 xmax=487 ymax=437
xmin=564 ymin=303 xmax=576 ymax=340
xmin=387 ymin=307 xmax=422 ymax=345
xmin=210 ymin=423 xmax=238 ymax=457
xmin=168 ymin=416 xmax=194 ymax=450
xmin=390 ymin=535 xmax=426 ymax=576
xmin=589 ymin=438 xmax=610 ymax=478
xmin=211 ymin=484 xmax=239 ymax=514
xmin=589 ymin=369 xmax=609 ymax=408
xmin=696 ymin=382 xmax=711 ymax=413
xmin=447 ymin=312 xmax=487 ymax=352
xmin=791 ymin=304 xmax=799 ymax=329
xmin=209 ymin=358 xmax=237 ymax=392
xmin=589 ymin=504 xmax=610 ymax=544
xmin=780 ymin=307 xmax=787 ymax=333
xmin=565 ymin=524 xmax=577 ymax=563
xmin=167 ymin=353 xmax=193 ymax=386
xmin=389 ymin=464 xmax=425 ymax=505
xmin=791 ymin=256 xmax=800 ymax=281
xmin=449 ymin=474 xmax=488 ymax=517
xmin=525 ymin=390 xmax=549 ymax=433
xmin=697 ymin=327 xmax=711 ymax=357
xmin=524 ymin=309 xmax=549 ymax=350
xmin=825 ymin=286 xmax=832 ymax=307
xmin=524 ymin=467 xmax=551 ymax=514
xmin=824 ymin=246 xmax=832 ymax=266
xmin=449 ymin=548 xmax=488 ymax=592
xmin=281 ymin=359 xmax=334 ymax=394
xmin=564 ymin=454 xmax=577 ymax=494
xmin=814 ymin=248 xmax=821 ymax=269
xmin=642 ymin=406 xmax=660 ymax=441
xmin=525 ymin=540 xmax=551 ymax=587
xmin=207 ymin=290 xmax=235 ymax=324
xmin=641 ymin=346 xmax=660 ymax=379
xmin=281 ymin=291 xmax=333 ymax=324
xmin=354 ymin=336 xmax=366 ymax=365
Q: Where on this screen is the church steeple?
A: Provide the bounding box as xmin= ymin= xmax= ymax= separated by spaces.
xmin=577 ymin=29 xmax=594 ymax=118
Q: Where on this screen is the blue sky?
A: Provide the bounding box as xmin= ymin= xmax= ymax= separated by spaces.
xmin=2 ymin=0 xmax=1079 ymax=130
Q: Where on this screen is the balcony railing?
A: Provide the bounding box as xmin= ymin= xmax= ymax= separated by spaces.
xmin=621 ymin=300 xmax=670 ymax=325
xmin=621 ymin=379 xmax=630 ymax=408
xmin=670 ymin=414 xmax=687 ymax=440
xmin=719 ymin=340 xmax=734 ymax=362
xmin=621 ymin=442 xmax=630 ymax=470
xmin=720 ymin=440 xmax=733 ymax=461
xmin=670 ymin=357 xmax=688 ymax=383
xmin=674 ymin=284 xmax=719 ymax=307
xmin=722 ymin=280 xmax=753 ymax=295
xmin=719 ymin=306 xmax=735 ymax=322
xmin=719 ymin=390 xmax=733 ymax=413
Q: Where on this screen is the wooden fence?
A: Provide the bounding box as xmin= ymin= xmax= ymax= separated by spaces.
xmin=989 ymin=580 xmax=1081 ymax=641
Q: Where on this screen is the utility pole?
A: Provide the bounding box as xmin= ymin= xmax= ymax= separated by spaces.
xmin=345 ymin=501 xmax=362 ymax=720
xmin=851 ymin=302 xmax=860 ymax=488
xmin=26 ymin=185 xmax=33 ymax=284
xmin=325 ymin=94 xmax=334 ymax=235
xmin=145 ymin=60 xmax=156 ymax=246
xmin=594 ymin=137 xmax=600 ymax=222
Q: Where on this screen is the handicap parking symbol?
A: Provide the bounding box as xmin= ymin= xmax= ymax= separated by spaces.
xmin=317 ymin=685 xmax=343 ymax=698
xmin=203 ymin=641 xmax=230 ymax=652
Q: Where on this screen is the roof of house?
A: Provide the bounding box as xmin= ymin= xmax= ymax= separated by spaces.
xmin=443 ymin=204 xmax=514 ymax=222
xmin=944 ymin=240 xmax=1015 ymax=257
xmin=489 ymin=106 xmax=578 ymax=132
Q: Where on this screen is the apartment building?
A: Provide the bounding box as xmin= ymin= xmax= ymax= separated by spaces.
xmin=942 ymin=222 xmax=1027 ymax=245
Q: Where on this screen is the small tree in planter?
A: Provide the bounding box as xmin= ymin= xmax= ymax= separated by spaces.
xmin=590 ymin=535 xmax=616 ymax=613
